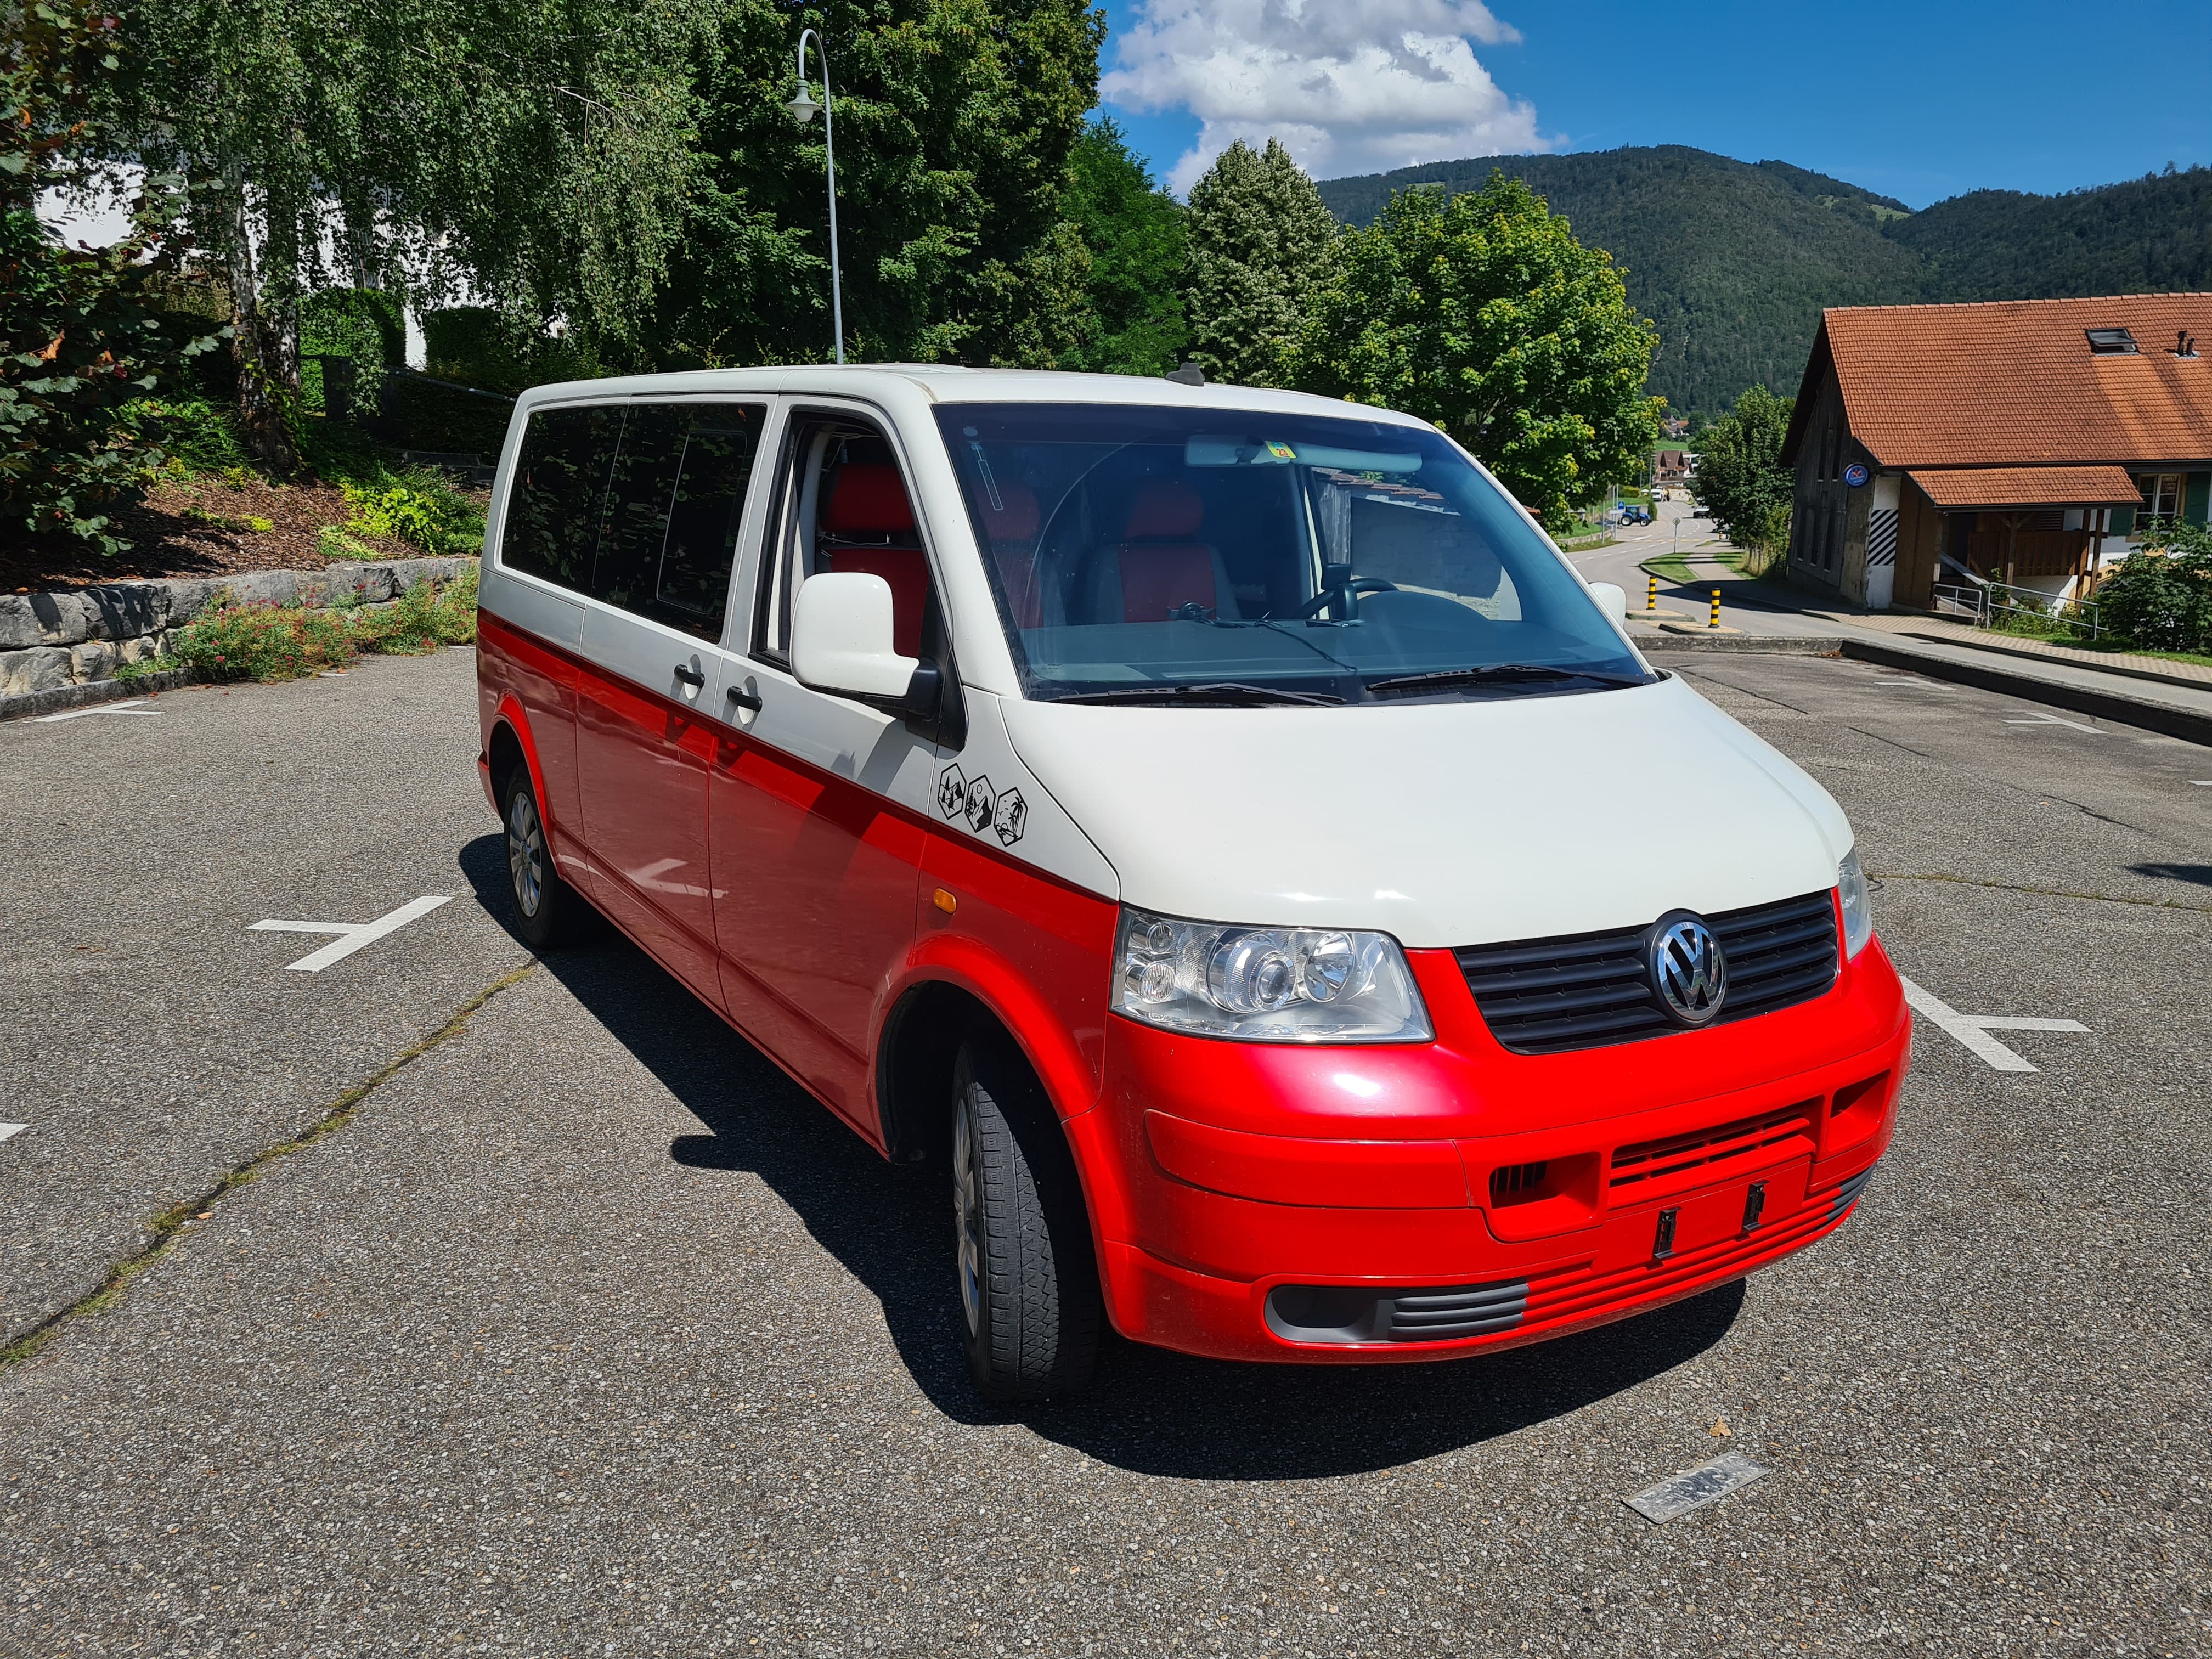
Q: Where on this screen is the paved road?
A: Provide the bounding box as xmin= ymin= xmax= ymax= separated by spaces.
xmin=3 ymin=649 xmax=2208 ymax=1656
xmin=1571 ymin=498 xmax=1847 ymax=637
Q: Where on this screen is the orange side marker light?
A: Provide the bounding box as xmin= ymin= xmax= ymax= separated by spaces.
xmin=932 ymin=888 xmax=958 ymax=915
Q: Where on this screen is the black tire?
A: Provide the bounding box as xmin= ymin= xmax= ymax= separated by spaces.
xmin=952 ymin=1036 xmax=1102 ymax=1401
xmin=499 ymin=766 xmax=584 ymax=950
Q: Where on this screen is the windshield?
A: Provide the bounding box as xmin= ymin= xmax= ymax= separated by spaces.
xmin=933 ymin=404 xmax=1651 ymax=704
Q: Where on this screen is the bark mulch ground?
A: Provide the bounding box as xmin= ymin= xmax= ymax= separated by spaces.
xmin=3 ymin=476 xmax=420 ymax=593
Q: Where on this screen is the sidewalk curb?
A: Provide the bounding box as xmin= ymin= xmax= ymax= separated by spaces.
xmin=1888 ymin=625 xmax=2212 ymax=695
xmin=0 ymin=667 xmax=202 ymax=724
xmin=1637 ymin=634 xmax=1845 ymax=656
xmin=1833 ymin=638 xmax=2212 ymax=748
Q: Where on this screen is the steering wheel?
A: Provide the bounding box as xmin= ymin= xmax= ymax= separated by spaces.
xmin=1283 ymin=576 xmax=1398 ymax=620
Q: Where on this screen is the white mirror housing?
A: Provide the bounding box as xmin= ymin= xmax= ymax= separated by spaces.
xmin=1588 ymin=580 xmax=1628 ymax=623
xmin=792 ymin=572 xmax=922 ymax=700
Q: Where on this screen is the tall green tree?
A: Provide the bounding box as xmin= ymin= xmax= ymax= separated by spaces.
xmin=639 ymin=0 xmax=1103 ymax=369
xmin=1181 ymin=137 xmax=1333 ymax=387
xmin=3 ymin=0 xmax=217 ymax=551
xmin=1292 ymin=174 xmax=1663 ymax=527
xmin=1689 ymin=385 xmax=1795 ymax=551
xmin=1058 ymin=117 xmax=1184 ymax=376
xmin=105 ymin=0 xmax=701 ymax=467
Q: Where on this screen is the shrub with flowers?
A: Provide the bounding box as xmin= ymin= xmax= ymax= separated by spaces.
xmin=168 ymin=567 xmax=478 ymax=681
xmin=172 ymin=598 xmax=359 ymax=682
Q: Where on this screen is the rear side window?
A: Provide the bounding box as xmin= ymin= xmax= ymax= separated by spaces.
xmin=594 ymin=402 xmax=765 ymax=641
xmin=502 ymin=405 xmax=625 ymax=590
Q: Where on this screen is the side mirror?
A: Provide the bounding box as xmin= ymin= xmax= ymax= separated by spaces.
xmin=792 ymin=572 xmax=940 ymax=716
xmin=1588 ymin=580 xmax=1628 ymax=623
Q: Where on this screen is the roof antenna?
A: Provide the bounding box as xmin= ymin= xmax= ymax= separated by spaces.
xmin=2177 ymin=329 xmax=2200 ymax=359
xmin=1165 ymin=360 xmax=1205 ymax=387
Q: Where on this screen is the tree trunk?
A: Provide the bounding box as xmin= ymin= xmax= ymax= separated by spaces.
xmin=216 ymin=162 xmax=298 ymax=474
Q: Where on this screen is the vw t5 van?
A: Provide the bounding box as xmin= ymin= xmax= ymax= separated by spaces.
xmin=475 ymin=368 xmax=1908 ymax=1400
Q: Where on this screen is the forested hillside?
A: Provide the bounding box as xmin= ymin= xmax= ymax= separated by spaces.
xmin=1317 ymin=148 xmax=2212 ymax=420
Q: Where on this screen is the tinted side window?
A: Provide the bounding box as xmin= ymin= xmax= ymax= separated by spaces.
xmin=502 ymin=405 xmax=625 ymax=590
xmin=592 ymin=403 xmax=764 ymax=642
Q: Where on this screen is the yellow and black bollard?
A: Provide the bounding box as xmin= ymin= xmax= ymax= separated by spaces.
xmin=1646 ymin=573 xmax=1659 ymax=614
xmin=1709 ymin=588 xmax=1723 ymax=629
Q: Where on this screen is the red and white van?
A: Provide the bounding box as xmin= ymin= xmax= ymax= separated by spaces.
xmin=475 ymin=368 xmax=1909 ymax=1399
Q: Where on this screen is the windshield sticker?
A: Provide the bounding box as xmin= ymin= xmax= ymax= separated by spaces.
xmin=1264 ymin=440 xmax=1297 ymax=460
xmin=937 ymin=764 xmax=1028 ymax=845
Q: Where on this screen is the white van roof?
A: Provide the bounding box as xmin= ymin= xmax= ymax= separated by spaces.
xmin=515 ymin=364 xmax=1437 ymax=428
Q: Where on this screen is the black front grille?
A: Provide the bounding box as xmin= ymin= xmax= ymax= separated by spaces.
xmin=1457 ymin=890 xmax=1839 ymax=1055
xmin=1609 ymin=1104 xmax=1815 ymax=1191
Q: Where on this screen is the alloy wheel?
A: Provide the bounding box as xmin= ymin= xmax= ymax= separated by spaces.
xmin=953 ymin=1097 xmax=983 ymax=1336
xmin=506 ymin=791 xmax=545 ymax=919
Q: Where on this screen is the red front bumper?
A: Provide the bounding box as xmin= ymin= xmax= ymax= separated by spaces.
xmin=1068 ymin=931 xmax=1909 ymax=1364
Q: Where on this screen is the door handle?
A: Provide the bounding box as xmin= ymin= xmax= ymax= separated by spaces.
xmin=726 ymin=685 xmax=763 ymax=712
xmin=672 ymin=663 xmax=706 ymax=688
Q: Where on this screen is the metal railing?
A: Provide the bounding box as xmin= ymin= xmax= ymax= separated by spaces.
xmin=1931 ymin=576 xmax=2103 ymax=641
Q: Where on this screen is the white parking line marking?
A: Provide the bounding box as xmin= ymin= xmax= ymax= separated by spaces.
xmin=1625 ymin=1452 xmax=1772 ymax=1525
xmin=34 ymin=699 xmax=161 ymax=724
xmin=2002 ymin=712 xmax=2102 ymax=735
xmin=1899 ymin=977 xmax=2089 ymax=1073
xmin=249 ymin=895 xmax=452 ymax=972
xmin=2192 ymin=780 xmax=2212 ymax=787
xmin=0 ymin=1123 xmax=25 ymax=1143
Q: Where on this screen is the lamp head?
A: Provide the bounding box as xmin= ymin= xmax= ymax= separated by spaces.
xmin=785 ymin=86 xmax=821 ymax=125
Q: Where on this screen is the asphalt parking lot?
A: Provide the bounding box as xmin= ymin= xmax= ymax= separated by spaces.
xmin=3 ymin=647 xmax=2208 ymax=1657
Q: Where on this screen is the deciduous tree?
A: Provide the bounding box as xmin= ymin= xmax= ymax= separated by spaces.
xmin=1688 ymin=384 xmax=1795 ymax=553
xmin=2 ymin=0 xmax=217 ymax=551
xmin=1291 ymin=174 xmax=1663 ymax=528
xmin=1059 ymin=117 xmax=1184 ymax=376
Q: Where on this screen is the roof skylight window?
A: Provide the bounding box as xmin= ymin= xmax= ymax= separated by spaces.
xmin=2085 ymin=328 xmax=2139 ymax=355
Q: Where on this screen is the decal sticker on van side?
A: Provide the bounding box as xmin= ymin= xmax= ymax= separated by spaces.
xmin=938 ymin=763 xmax=1026 ymax=845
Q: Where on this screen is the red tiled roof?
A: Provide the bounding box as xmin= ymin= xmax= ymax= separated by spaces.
xmin=1906 ymin=465 xmax=2142 ymax=509
xmin=1798 ymin=294 xmax=2212 ymax=468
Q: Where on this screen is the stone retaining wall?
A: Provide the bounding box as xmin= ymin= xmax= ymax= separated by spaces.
xmin=0 ymin=556 xmax=476 ymax=697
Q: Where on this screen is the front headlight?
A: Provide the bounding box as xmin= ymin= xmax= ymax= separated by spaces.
xmin=1111 ymin=906 xmax=1434 ymax=1043
xmin=1838 ymin=846 xmax=1874 ymax=958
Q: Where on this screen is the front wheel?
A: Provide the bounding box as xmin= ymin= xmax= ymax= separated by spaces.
xmin=952 ymin=1037 xmax=1101 ymax=1401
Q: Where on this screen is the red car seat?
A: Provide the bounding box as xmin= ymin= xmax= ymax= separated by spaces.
xmin=820 ymin=462 xmax=927 ymax=657
xmin=1084 ymin=481 xmax=1238 ymax=623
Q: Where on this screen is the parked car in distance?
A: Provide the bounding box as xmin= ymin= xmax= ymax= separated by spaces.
xmin=475 ymin=366 xmax=1909 ymax=1400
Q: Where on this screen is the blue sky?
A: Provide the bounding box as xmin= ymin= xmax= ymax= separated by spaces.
xmin=1097 ymin=0 xmax=2212 ymax=207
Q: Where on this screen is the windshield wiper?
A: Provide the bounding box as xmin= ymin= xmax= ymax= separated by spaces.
xmin=1364 ymin=663 xmax=1651 ymax=695
xmin=1052 ymin=681 xmax=1346 ymax=708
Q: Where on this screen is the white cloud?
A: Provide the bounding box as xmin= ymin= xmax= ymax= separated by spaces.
xmin=1102 ymin=0 xmax=1552 ymax=193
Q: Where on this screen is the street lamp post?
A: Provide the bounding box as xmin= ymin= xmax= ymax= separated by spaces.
xmin=784 ymin=30 xmax=845 ymax=365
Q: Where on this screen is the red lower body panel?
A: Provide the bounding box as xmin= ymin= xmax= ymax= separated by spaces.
xmin=1077 ymin=934 xmax=1909 ymax=1364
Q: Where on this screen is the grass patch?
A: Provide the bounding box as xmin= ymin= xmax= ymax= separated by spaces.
xmin=1641 ymin=554 xmax=1694 ymax=584
xmin=180 ymin=504 xmax=274 ymax=534
xmin=348 ymin=567 xmax=478 ymax=655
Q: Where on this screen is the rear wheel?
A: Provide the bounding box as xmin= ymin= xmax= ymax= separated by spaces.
xmin=952 ymin=1037 xmax=1101 ymax=1400
xmin=501 ymin=768 xmax=584 ymax=949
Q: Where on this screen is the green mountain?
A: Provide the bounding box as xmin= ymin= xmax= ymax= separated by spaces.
xmin=1314 ymin=146 xmax=2212 ymax=421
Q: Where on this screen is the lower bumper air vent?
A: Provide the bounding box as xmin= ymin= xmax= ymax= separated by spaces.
xmin=1266 ymin=1278 xmax=1531 ymax=1346
xmin=1828 ymin=1165 xmax=1877 ymax=1221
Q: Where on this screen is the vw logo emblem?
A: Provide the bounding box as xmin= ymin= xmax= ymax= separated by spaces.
xmin=1650 ymin=915 xmax=1728 ymax=1025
